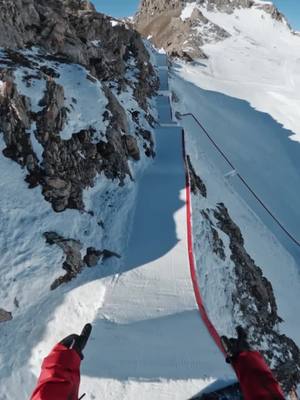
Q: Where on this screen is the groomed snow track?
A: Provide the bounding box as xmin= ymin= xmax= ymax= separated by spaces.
xmin=158 ymin=53 xmax=225 ymax=356
xmin=79 ymin=53 xmax=234 ymax=399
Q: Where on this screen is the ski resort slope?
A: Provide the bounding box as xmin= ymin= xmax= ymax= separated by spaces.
xmin=76 ymin=57 xmax=234 ymax=399
xmin=179 ymin=3 xmax=300 ymax=143
xmin=171 ymin=4 xmax=300 ymax=255
xmin=79 ymin=125 xmax=233 ymax=399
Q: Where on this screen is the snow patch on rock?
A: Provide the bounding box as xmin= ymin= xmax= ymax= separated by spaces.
xmin=181 ymin=1 xmax=197 ymax=21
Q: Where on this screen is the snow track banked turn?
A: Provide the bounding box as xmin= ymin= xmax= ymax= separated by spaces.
xmin=83 ymin=52 xmax=233 ymax=399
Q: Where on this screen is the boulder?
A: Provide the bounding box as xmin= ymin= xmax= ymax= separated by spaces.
xmin=83 ymin=247 xmax=103 ymax=267
xmin=0 ymin=309 xmax=12 ymax=323
xmin=122 ymin=135 xmax=140 ymax=161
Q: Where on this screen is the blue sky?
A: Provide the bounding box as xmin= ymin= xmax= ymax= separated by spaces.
xmin=93 ymin=0 xmax=140 ymax=17
xmin=272 ymin=0 xmax=300 ymax=30
xmin=93 ymin=0 xmax=300 ymax=30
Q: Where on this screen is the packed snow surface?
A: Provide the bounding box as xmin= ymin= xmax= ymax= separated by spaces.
xmin=171 ymin=52 xmax=300 ymax=360
xmin=183 ymin=4 xmax=300 ymax=142
xmin=172 ymin=3 xmax=300 ymax=253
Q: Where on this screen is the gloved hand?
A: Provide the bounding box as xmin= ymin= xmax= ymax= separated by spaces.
xmin=221 ymin=326 xmax=251 ymax=364
xmin=60 ymin=323 xmax=92 ymax=360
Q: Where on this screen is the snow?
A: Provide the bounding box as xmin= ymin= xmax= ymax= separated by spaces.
xmin=29 ymin=122 xmax=44 ymax=163
xmin=78 ymin=122 xmax=233 ymax=399
xmin=0 ymin=49 xmax=235 ymax=399
xmin=170 ymin=64 xmax=300 ymax=353
xmin=183 ymin=5 xmax=300 ymax=142
xmin=8 ymin=49 xmax=109 ymax=141
xmin=0 ymin=46 xmax=159 ymax=399
xmin=0 ymin=79 xmax=5 ymax=95
xmin=90 ymin=40 xmax=102 ymax=47
xmin=1 ymin=8 xmax=299 ymax=395
xmin=171 ymin=68 xmax=300 ymax=250
xmin=55 ymin=63 xmax=109 ymax=141
xmin=13 ymin=67 xmax=46 ymax=113
xmin=111 ymin=20 xmax=120 ymax=27
xmin=0 ymin=130 xmax=141 ymax=398
xmin=180 ymin=2 xmax=197 ymax=21
xmin=170 ymin=2 xmax=300 ymax=256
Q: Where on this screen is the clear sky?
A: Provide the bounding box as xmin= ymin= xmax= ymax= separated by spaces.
xmin=93 ymin=0 xmax=141 ymax=18
xmin=93 ymin=0 xmax=300 ymax=30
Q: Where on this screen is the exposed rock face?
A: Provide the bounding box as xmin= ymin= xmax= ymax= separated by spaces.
xmin=135 ymin=0 xmax=290 ymax=60
xmin=253 ymin=2 xmax=288 ymax=24
xmin=37 ymin=80 xmax=67 ymax=135
xmin=0 ymin=56 xmax=133 ymax=212
xmin=44 ymin=231 xmax=84 ymax=289
xmin=0 ymin=70 xmax=36 ymax=171
xmin=0 ymin=0 xmax=157 ymax=109
xmin=185 ymin=156 xmax=300 ymax=394
xmin=83 ymin=247 xmax=121 ymax=267
xmin=213 ymin=203 xmax=300 ymax=394
xmin=84 ymin=247 xmax=103 ymax=267
xmin=187 ymin=155 xmax=207 ymax=197
xmin=0 ymin=309 xmax=12 ymax=323
xmin=135 ymin=0 xmax=212 ymax=59
xmin=44 ymin=232 xmax=120 ymax=289
xmin=199 ymin=201 xmax=300 ymax=394
xmin=0 ymin=0 xmax=158 ymax=212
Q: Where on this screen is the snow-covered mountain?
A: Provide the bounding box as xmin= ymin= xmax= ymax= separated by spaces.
xmin=0 ymin=1 xmax=160 ymax=398
xmin=1 ymin=0 xmax=300 ymax=399
xmin=136 ymin=0 xmax=300 ymax=397
xmin=135 ymin=0 xmax=288 ymax=60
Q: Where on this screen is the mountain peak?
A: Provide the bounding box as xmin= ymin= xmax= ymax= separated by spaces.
xmin=135 ymin=0 xmax=290 ymax=60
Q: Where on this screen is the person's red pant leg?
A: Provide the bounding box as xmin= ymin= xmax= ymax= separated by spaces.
xmin=30 ymin=343 xmax=81 ymax=400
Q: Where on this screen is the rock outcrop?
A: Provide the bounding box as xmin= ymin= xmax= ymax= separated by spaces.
xmin=135 ymin=0 xmax=290 ymax=60
xmin=0 ymin=309 xmax=12 ymax=323
xmin=0 ymin=0 xmax=157 ymax=108
xmin=198 ymin=200 xmax=300 ymax=394
xmin=187 ymin=155 xmax=207 ymax=197
xmin=44 ymin=232 xmax=120 ymax=289
xmin=185 ymin=157 xmax=300 ymax=395
xmin=0 ymin=0 xmax=159 ymax=212
xmin=213 ymin=203 xmax=300 ymax=394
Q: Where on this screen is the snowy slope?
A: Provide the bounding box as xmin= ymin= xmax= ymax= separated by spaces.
xmin=0 ymin=45 xmax=237 ymax=399
xmin=178 ymin=1 xmax=300 ymax=142
xmin=0 ymin=123 xmax=141 ymax=400
xmin=171 ymin=2 xmax=300 ymax=256
xmin=169 ymin=9 xmax=300 ymax=391
xmin=24 ymin=51 xmax=235 ymax=400
xmin=0 ymin=47 xmax=157 ymax=398
xmin=1 ymin=2 xmax=300 ymax=397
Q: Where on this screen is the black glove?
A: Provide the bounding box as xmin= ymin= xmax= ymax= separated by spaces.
xmin=60 ymin=323 xmax=92 ymax=360
xmin=221 ymin=326 xmax=251 ymax=364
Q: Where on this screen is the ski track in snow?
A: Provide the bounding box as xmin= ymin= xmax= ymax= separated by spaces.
xmin=78 ymin=53 xmax=234 ymax=400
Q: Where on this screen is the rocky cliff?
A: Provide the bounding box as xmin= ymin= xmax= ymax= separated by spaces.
xmin=0 ymin=0 xmax=158 ymax=288
xmin=135 ymin=0 xmax=289 ymax=59
xmin=0 ymin=0 xmax=158 ymax=212
xmin=187 ymin=159 xmax=300 ymax=396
